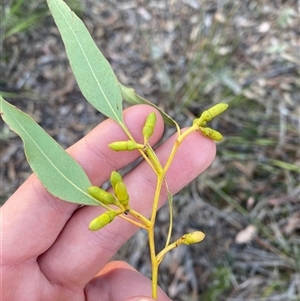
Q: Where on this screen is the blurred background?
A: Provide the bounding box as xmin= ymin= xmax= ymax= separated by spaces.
xmin=1 ymin=0 xmax=299 ymax=300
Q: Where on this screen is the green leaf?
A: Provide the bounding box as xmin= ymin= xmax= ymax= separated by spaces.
xmin=119 ymin=83 xmax=179 ymax=129
xmin=0 ymin=97 xmax=99 ymax=206
xmin=47 ymin=0 xmax=123 ymax=124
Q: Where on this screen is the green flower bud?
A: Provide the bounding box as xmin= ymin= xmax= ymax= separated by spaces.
xmin=194 ymin=103 xmax=228 ymax=127
xmin=115 ymin=181 xmax=129 ymax=206
xmin=89 ymin=210 xmax=119 ymax=231
xmin=201 ymin=103 xmax=228 ymax=122
xmin=200 ymin=127 xmax=223 ymax=141
xmin=181 ymin=231 xmax=205 ymax=245
xmin=88 ymin=186 xmax=118 ymax=205
xmin=143 ymin=112 xmax=156 ymax=142
xmin=110 ymin=171 xmax=123 ymax=190
xmin=109 ymin=141 xmax=144 ymax=151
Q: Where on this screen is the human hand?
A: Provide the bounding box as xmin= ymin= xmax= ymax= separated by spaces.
xmin=1 ymin=105 xmax=216 ymax=301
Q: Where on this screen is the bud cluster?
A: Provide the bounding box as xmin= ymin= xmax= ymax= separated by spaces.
xmin=108 ymin=111 xmax=157 ymax=152
xmin=87 ymin=171 xmax=131 ymax=231
xmin=193 ymin=103 xmax=228 ymax=141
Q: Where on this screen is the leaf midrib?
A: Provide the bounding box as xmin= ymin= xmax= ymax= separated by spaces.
xmin=8 ymin=106 xmax=96 ymax=204
xmin=53 ymin=0 xmax=122 ymax=124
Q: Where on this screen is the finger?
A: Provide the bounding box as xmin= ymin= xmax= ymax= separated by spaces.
xmin=38 ymin=126 xmax=216 ymax=289
xmin=2 ymin=105 xmax=164 ymax=263
xmin=85 ymin=261 xmax=171 ymax=301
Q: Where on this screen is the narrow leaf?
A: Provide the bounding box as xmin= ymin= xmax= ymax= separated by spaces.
xmin=165 ymin=190 xmax=173 ymax=248
xmin=119 ymin=83 xmax=180 ymax=130
xmin=164 ymin=179 xmax=173 ymax=248
xmin=0 ymin=97 xmax=99 ymax=206
xmin=47 ymin=0 xmax=123 ymax=124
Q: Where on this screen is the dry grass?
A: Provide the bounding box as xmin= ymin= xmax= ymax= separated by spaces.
xmin=1 ymin=0 xmax=299 ymax=300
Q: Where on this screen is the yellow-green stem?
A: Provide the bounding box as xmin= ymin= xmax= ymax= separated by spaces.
xmin=148 ymin=125 xmax=198 ymax=298
xmin=129 ymin=208 xmax=151 ymax=228
xmin=122 ymin=123 xmax=161 ymax=174
xmin=149 ymin=175 xmax=164 ymax=298
xmin=119 ymin=215 xmax=148 ymax=229
xmin=164 ymin=180 xmax=173 ymax=248
xmin=157 ymin=239 xmax=180 ymax=265
xmin=150 ymin=175 xmax=164 ymax=227
xmin=148 ymin=224 xmax=158 ymax=298
xmin=163 ymin=125 xmax=197 ymax=173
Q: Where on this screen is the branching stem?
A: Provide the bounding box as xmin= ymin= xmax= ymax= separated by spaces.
xmin=128 ymin=208 xmax=151 ymax=228
xmin=108 ymin=107 xmax=227 ymax=299
xmin=147 ymin=125 xmax=200 ymax=298
xmin=157 ymin=239 xmax=181 ymax=265
xmin=163 ymin=125 xmax=198 ymax=173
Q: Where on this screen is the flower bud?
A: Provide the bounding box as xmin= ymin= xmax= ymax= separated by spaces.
xmin=194 ymin=103 xmax=228 ymax=127
xmin=109 ymin=141 xmax=144 ymax=151
xmin=115 ymin=182 xmax=129 ymax=206
xmin=89 ymin=211 xmax=119 ymax=231
xmin=143 ymin=112 xmax=156 ymax=142
xmin=181 ymin=231 xmax=205 ymax=245
xmin=110 ymin=171 xmax=123 ymax=190
xmin=88 ymin=186 xmax=118 ymax=205
xmin=200 ymin=127 xmax=223 ymax=141
xmin=201 ymin=103 xmax=228 ymax=122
